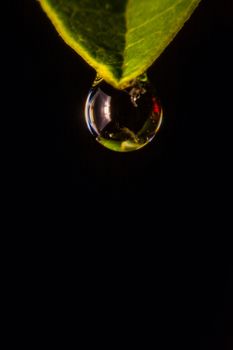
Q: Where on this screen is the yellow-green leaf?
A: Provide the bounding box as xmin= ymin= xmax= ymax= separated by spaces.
xmin=39 ymin=0 xmax=201 ymax=89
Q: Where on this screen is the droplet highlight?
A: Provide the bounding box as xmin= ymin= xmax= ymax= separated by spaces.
xmin=85 ymin=75 xmax=163 ymax=152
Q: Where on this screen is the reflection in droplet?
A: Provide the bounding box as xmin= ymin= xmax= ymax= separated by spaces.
xmin=85 ymin=75 xmax=163 ymax=152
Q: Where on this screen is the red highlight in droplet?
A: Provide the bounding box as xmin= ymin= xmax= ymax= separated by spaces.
xmin=152 ymin=97 xmax=160 ymax=114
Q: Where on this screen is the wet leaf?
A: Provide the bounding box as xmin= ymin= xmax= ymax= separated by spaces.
xmin=40 ymin=0 xmax=201 ymax=89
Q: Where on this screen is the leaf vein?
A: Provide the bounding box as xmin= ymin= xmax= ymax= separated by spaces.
xmin=128 ymin=0 xmax=184 ymax=34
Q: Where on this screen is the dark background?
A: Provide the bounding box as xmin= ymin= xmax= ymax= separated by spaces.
xmin=23 ymin=1 xmax=232 ymax=347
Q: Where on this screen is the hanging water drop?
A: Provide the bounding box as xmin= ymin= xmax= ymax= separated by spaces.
xmin=84 ymin=74 xmax=163 ymax=152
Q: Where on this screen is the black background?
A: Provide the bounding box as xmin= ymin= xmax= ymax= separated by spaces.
xmin=23 ymin=1 xmax=232 ymax=347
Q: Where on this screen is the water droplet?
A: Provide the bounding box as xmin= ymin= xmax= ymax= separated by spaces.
xmin=85 ymin=74 xmax=163 ymax=152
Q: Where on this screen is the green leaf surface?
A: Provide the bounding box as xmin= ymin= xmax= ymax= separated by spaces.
xmin=40 ymin=0 xmax=201 ymax=89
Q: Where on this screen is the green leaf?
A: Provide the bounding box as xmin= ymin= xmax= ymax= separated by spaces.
xmin=39 ymin=0 xmax=201 ymax=89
